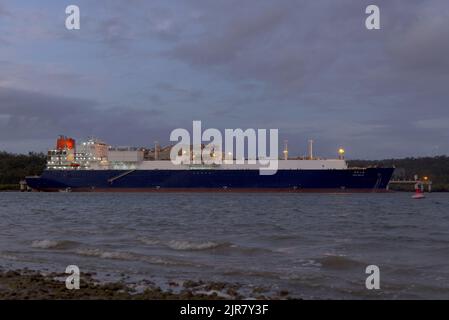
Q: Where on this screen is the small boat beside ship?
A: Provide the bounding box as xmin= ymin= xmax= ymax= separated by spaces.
xmin=25 ymin=136 xmax=395 ymax=192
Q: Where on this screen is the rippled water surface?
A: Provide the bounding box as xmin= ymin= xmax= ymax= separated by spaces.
xmin=1 ymin=192 xmax=448 ymax=299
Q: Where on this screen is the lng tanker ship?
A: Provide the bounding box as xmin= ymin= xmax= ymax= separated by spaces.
xmin=25 ymin=136 xmax=394 ymax=192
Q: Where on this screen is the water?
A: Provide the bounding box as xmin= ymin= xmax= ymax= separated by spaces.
xmin=1 ymin=192 xmax=449 ymax=299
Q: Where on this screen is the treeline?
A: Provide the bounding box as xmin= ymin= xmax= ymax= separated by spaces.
xmin=0 ymin=152 xmax=46 ymax=187
xmin=348 ymin=156 xmax=449 ymax=191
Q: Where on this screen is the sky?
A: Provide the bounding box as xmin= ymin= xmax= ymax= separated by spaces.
xmin=0 ymin=0 xmax=448 ymax=159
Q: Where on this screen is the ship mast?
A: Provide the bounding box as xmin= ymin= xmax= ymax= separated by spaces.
xmin=283 ymin=140 xmax=288 ymax=160
xmin=308 ymin=139 xmax=313 ymax=160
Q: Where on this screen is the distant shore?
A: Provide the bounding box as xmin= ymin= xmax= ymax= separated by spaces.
xmin=0 ymin=268 xmax=289 ymax=300
xmin=0 ymin=184 xmax=20 ymax=191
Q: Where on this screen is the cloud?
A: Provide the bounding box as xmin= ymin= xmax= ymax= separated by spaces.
xmin=154 ymin=82 xmax=203 ymax=102
xmin=0 ymin=3 xmax=10 ymax=16
xmin=170 ymin=1 xmax=308 ymax=90
xmin=168 ymin=0 xmax=449 ymax=105
xmin=0 ymin=87 xmax=166 ymax=150
xmin=0 ymin=60 xmax=94 ymax=92
xmin=0 ymin=0 xmax=448 ymax=158
xmin=385 ymin=1 xmax=449 ymax=73
xmin=81 ymin=1 xmax=184 ymax=52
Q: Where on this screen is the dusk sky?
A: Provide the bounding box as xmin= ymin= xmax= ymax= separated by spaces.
xmin=0 ymin=0 xmax=448 ymax=159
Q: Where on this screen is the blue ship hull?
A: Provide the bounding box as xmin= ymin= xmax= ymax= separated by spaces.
xmin=26 ymin=168 xmax=394 ymax=192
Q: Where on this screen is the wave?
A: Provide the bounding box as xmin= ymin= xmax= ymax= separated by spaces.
xmin=315 ymin=254 xmax=365 ymax=270
xmin=223 ymin=269 xmax=280 ymax=279
xmin=75 ymin=248 xmax=136 ymax=260
xmin=75 ymin=247 xmax=203 ymax=267
xmin=138 ymin=237 xmax=230 ymax=251
xmin=31 ymin=240 xmax=77 ymax=250
xmin=0 ymin=252 xmax=19 ymax=261
xmin=138 ymin=237 xmax=277 ymax=255
xmin=138 ymin=237 xmax=161 ymax=246
xmin=269 ymin=234 xmax=302 ymax=241
xmin=166 ymin=240 xmax=226 ymax=251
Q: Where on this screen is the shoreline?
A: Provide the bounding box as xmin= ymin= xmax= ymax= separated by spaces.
xmin=0 ymin=268 xmax=291 ymax=300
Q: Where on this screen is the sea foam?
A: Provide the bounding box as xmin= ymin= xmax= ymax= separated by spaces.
xmin=31 ymin=240 xmax=73 ymax=249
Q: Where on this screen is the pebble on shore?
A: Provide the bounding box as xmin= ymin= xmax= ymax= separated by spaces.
xmin=0 ymin=269 xmax=287 ymax=300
